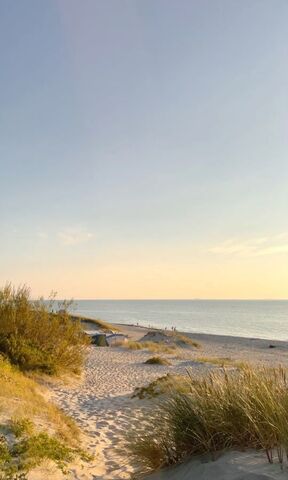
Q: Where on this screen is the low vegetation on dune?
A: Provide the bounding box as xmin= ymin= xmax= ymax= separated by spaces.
xmin=144 ymin=356 xmax=171 ymax=366
xmin=0 ymin=284 xmax=89 ymax=375
xmin=132 ymin=373 xmax=190 ymax=400
xmin=0 ymin=429 xmax=82 ymax=478
xmin=0 ymin=356 xmax=90 ymax=478
xmin=0 ymin=356 xmax=79 ymax=441
xmin=119 ymin=340 xmax=176 ymax=354
xmin=117 ymin=330 xmax=200 ymax=358
xmin=196 ymin=356 xmax=246 ymax=368
xmin=173 ymin=333 xmax=200 ymax=348
xmin=128 ymin=366 xmax=288 ymax=475
xmin=0 ymin=283 xmax=92 ymax=477
xmin=138 ymin=330 xmax=201 ymax=349
xmin=75 ymin=316 xmax=120 ymax=333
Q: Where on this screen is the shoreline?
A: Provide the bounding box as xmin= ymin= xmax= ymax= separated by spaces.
xmin=75 ymin=314 xmax=288 ymax=365
xmin=113 ymin=322 xmax=288 ymax=369
xmin=74 ymin=313 xmax=288 ymax=344
xmin=72 ymin=298 xmax=288 ymax=343
xmin=115 ymin=322 xmax=288 ymax=347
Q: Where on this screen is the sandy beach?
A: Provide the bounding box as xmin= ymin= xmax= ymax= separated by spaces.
xmin=117 ymin=323 xmax=288 ymax=366
xmin=46 ymin=323 xmax=288 ymax=479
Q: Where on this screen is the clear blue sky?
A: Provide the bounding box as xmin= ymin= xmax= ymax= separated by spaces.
xmin=1 ymin=1 xmax=288 ymax=298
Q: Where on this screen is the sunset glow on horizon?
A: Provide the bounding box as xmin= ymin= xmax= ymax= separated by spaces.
xmin=1 ymin=1 xmax=288 ymax=299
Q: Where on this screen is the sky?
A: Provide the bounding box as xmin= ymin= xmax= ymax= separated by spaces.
xmin=0 ymin=0 xmax=288 ymax=299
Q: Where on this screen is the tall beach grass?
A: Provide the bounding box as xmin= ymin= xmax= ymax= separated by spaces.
xmin=128 ymin=365 xmax=288 ymax=475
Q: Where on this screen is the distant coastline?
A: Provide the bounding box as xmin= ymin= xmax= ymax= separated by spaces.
xmin=72 ymin=299 xmax=288 ymax=342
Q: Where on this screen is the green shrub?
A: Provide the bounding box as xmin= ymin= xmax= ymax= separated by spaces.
xmin=0 ymin=335 xmax=56 ymax=374
xmin=14 ymin=433 xmax=75 ymax=471
xmin=0 ymin=284 xmax=89 ymax=374
xmin=0 ymin=430 xmax=82 ymax=475
xmin=127 ymin=366 xmax=288 ymax=475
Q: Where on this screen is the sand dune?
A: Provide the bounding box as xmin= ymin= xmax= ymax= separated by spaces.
xmin=49 ymin=344 xmax=214 ymax=479
xmin=147 ymin=451 xmax=287 ymax=480
xmin=47 ymin=325 xmax=288 ymax=479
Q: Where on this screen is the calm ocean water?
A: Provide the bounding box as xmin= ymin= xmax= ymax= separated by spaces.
xmin=73 ymin=300 xmax=288 ymax=341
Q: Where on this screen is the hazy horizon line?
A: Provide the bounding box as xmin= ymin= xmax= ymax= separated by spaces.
xmin=44 ymin=298 xmax=288 ymax=302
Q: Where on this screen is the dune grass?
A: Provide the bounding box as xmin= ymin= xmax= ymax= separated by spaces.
xmin=0 ymin=284 xmax=89 ymax=375
xmin=128 ymin=365 xmax=288 ymax=475
xmin=118 ymin=336 xmax=203 ymax=361
xmin=132 ymin=373 xmax=190 ymax=399
xmin=140 ymin=330 xmax=201 ymax=349
xmin=196 ymin=356 xmax=245 ymax=368
xmin=0 ymin=284 xmax=92 ymax=477
xmin=0 ymin=356 xmax=79 ymax=443
xmin=172 ymin=333 xmax=201 ymax=348
xmin=196 ymin=356 xmax=232 ymax=365
xmin=119 ymin=340 xmax=176 ymax=354
xmin=0 ymin=356 xmax=89 ymax=477
xmin=144 ymin=357 xmax=171 ymax=366
xmin=74 ymin=316 xmax=120 ymax=332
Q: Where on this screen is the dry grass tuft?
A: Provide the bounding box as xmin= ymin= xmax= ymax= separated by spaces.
xmin=173 ymin=333 xmax=200 ymax=348
xmin=74 ymin=316 xmax=120 ymax=332
xmin=196 ymin=356 xmax=245 ymax=368
xmin=144 ymin=357 xmax=171 ymax=366
xmin=119 ymin=340 xmax=176 ymax=354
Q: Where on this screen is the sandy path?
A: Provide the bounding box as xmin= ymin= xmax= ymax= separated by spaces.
xmin=49 ymin=346 xmax=213 ymax=479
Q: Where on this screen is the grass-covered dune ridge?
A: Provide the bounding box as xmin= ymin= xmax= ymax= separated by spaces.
xmin=128 ymin=365 xmax=288 ymax=475
xmin=73 ymin=316 xmax=120 ymax=332
xmin=0 ymin=284 xmax=89 ymax=374
xmin=0 ymin=355 xmax=89 ymax=478
xmin=0 ymin=284 xmax=93 ymax=477
xmin=119 ymin=339 xmax=176 ymax=354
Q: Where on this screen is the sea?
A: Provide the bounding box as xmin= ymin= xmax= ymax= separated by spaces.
xmin=72 ymin=300 xmax=288 ymax=342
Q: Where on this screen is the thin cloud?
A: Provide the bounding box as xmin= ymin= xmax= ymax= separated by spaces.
xmin=36 ymin=231 xmax=48 ymax=239
xmin=58 ymin=228 xmax=94 ymax=246
xmin=208 ymin=233 xmax=288 ymax=257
